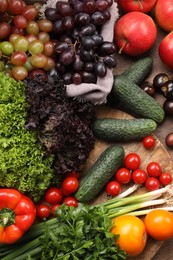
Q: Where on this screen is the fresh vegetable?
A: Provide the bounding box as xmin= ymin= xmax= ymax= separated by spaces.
xmin=62 ymin=176 xmax=79 ymax=195
xmin=159 ymin=172 xmax=172 ymax=186
xmin=74 ymin=145 xmax=125 ymax=202
xmin=144 ymin=209 xmax=173 ymax=240
xmin=92 ymin=118 xmax=157 ymax=141
xmin=142 ymin=135 xmax=155 ymax=149
xmin=0 ymin=188 xmax=36 ymax=244
xmin=36 ymin=204 xmax=51 ymax=219
xmin=132 ymin=169 xmax=147 ymax=184
xmin=145 ymin=177 xmax=160 ymax=191
xmin=146 ymin=162 xmax=162 ymax=177
xmin=1 ymin=186 xmax=173 ymax=259
xmin=45 ymin=187 xmax=63 ymax=205
xmin=111 ymin=215 xmax=147 ymax=256
xmin=63 ymin=196 xmax=78 ymax=208
xmin=124 ymin=152 xmax=141 ymax=171
xmin=112 ymin=75 xmax=165 ymax=123
xmin=120 ymin=57 xmax=153 ymax=84
xmin=106 ymin=181 xmax=122 ymax=197
xmin=0 ymin=72 xmax=54 ymax=202
xmin=25 ymin=74 xmax=95 ymax=175
xmin=115 ymin=168 xmax=131 ymax=184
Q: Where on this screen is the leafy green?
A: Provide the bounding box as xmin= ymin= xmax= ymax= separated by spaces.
xmin=40 ymin=204 xmax=127 ymax=260
xmin=0 ymin=72 xmax=54 ymax=202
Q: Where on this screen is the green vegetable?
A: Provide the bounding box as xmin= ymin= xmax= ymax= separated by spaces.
xmin=1 ymin=186 xmax=172 ymax=259
xmin=92 ymin=118 xmax=157 ymax=141
xmin=120 ymin=57 xmax=153 ymax=84
xmin=0 ymin=204 xmax=127 ymax=260
xmin=0 ymin=72 xmax=54 ymax=202
xmin=112 ymin=75 xmax=165 ymax=123
xmin=75 ymin=145 xmax=124 ymax=203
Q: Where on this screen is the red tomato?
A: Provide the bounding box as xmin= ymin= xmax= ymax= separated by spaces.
xmin=45 ymin=187 xmax=63 ymax=205
xmin=37 ymin=204 xmax=51 ymax=219
xmin=145 ymin=177 xmax=160 ymax=191
xmin=142 ymin=135 xmax=155 ymax=149
xmin=51 ymin=204 xmax=60 ymax=216
xmin=63 ymin=196 xmax=78 ymax=207
xmin=147 ymin=162 xmax=162 ymax=177
xmin=115 ymin=168 xmax=131 ymax=184
xmin=124 ymin=153 xmax=141 ymax=170
xmin=132 ymin=169 xmax=147 ymax=184
xmin=62 ymin=176 xmax=79 ymax=194
xmin=106 ymin=181 xmax=121 ymax=196
xmin=159 ymin=172 xmax=172 ymax=186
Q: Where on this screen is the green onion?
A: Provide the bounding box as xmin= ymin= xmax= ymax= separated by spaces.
xmin=1 ymin=184 xmax=172 ymax=259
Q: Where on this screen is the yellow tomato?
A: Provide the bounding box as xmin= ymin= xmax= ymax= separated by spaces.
xmin=111 ymin=215 xmax=147 ymax=256
xmin=144 ymin=209 xmax=173 ymax=240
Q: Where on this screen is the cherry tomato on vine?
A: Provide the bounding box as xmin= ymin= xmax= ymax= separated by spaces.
xmin=45 ymin=187 xmax=63 ymax=205
xmin=142 ymin=135 xmax=155 ymax=149
xmin=132 ymin=169 xmax=147 ymax=184
xmin=37 ymin=203 xmax=51 ymax=219
xmin=146 ymin=161 xmax=162 ymax=177
xmin=63 ymin=196 xmax=78 ymax=207
xmin=106 ymin=181 xmax=121 ymax=196
xmin=115 ymin=168 xmax=131 ymax=184
xmin=159 ymin=172 xmax=172 ymax=186
xmin=145 ymin=177 xmax=160 ymax=191
xmin=124 ymin=153 xmax=141 ymax=170
xmin=144 ymin=209 xmax=173 ymax=240
xmin=62 ymin=176 xmax=79 ymax=194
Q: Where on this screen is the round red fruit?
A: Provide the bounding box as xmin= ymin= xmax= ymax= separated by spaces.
xmin=124 ymin=153 xmax=141 ymax=170
xmin=145 ymin=177 xmax=160 ymax=191
xmin=142 ymin=135 xmax=155 ymax=149
xmin=132 ymin=169 xmax=147 ymax=184
xmin=45 ymin=187 xmax=63 ymax=205
xmin=147 ymin=162 xmax=162 ymax=177
xmin=37 ymin=204 xmax=51 ymax=219
xmin=63 ymin=196 xmax=78 ymax=207
xmin=115 ymin=168 xmax=131 ymax=184
xmin=159 ymin=172 xmax=172 ymax=186
xmin=106 ymin=181 xmax=121 ymax=196
xmin=62 ymin=176 xmax=79 ymax=194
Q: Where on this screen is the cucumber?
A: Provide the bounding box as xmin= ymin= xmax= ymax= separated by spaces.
xmin=112 ymin=75 xmax=165 ymax=123
xmin=92 ymin=118 xmax=157 ymax=141
xmin=120 ymin=57 xmax=153 ymax=84
xmin=74 ymin=145 xmax=124 ymax=203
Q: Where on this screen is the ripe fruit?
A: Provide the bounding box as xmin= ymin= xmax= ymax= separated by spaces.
xmin=114 ymin=11 xmax=157 ymax=56
xmin=111 ymin=215 xmax=147 ymax=256
xmin=144 ymin=209 xmax=173 ymax=240
xmin=159 ymin=31 xmax=173 ymax=69
xmin=155 ymin=0 xmax=173 ymax=32
xmin=117 ymin=0 xmax=157 ymax=13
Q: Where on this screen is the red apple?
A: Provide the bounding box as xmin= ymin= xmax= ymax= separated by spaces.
xmin=117 ymin=0 xmax=157 ymax=13
xmin=114 ymin=12 xmax=157 ymax=56
xmin=159 ymin=31 xmax=173 ymax=69
xmin=155 ymin=0 xmax=173 ymax=32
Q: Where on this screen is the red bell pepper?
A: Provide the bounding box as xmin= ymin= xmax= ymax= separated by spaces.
xmin=0 ymin=188 xmax=36 ymax=244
